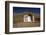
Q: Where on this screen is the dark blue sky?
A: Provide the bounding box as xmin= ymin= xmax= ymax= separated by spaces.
xmin=13 ymin=7 xmax=40 ymax=14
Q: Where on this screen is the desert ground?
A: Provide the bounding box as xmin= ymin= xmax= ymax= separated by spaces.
xmin=13 ymin=22 xmax=40 ymax=28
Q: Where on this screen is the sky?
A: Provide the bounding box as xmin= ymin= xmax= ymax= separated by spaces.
xmin=13 ymin=7 xmax=40 ymax=14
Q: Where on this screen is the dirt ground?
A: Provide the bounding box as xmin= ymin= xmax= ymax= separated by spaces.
xmin=13 ymin=22 xmax=40 ymax=28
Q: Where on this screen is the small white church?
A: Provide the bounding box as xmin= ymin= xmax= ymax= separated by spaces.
xmin=24 ymin=14 xmax=35 ymax=22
